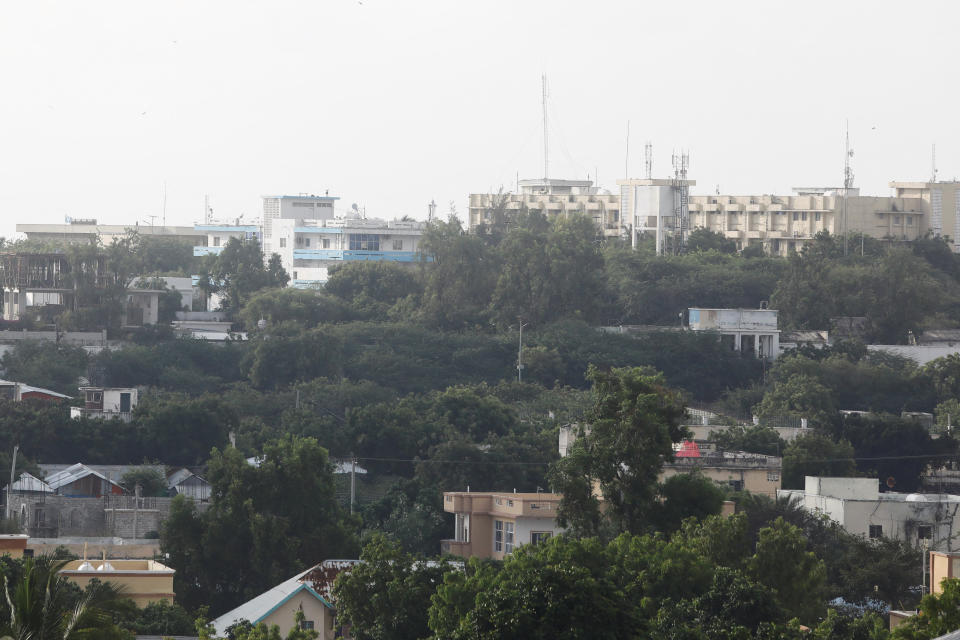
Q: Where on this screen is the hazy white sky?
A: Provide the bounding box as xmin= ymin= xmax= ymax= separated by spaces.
xmin=2 ymin=0 xmax=958 ymax=239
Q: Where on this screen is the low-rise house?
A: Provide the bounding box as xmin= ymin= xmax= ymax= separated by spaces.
xmin=687 ymin=307 xmax=780 ymax=361
xmin=166 ymin=468 xmax=211 ymax=501
xmin=211 ymin=563 xmax=344 ymax=639
xmin=559 ymin=425 xmax=782 ymax=496
xmin=664 ymin=442 xmax=782 ymax=497
xmin=44 ymin=463 xmax=125 ymax=498
xmin=121 ymin=289 xmax=163 ymax=327
xmin=0 ymin=379 xmax=71 ymax=402
xmin=779 ymin=476 xmax=960 ymax=550
xmin=441 ymin=491 xmax=564 ymax=560
xmin=70 ymin=386 xmax=138 ymax=421
xmin=0 ymin=535 xmax=29 ymax=558
xmin=60 ymin=558 xmax=175 ymax=607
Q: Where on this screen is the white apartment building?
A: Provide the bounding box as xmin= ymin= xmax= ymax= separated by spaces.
xmin=780 ymin=476 xmax=960 ymax=551
xmin=688 ymin=308 xmax=780 ymax=360
xmin=261 ymin=194 xmax=338 ymax=255
xmin=271 ymin=213 xmax=426 ymax=288
xmin=468 ymin=179 xmax=621 ymax=237
xmin=192 ymin=225 xmax=262 ymax=257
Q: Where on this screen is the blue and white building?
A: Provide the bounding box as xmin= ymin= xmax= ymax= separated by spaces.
xmin=263 ymin=194 xmax=427 ymax=288
xmin=191 ymin=193 xmax=428 ymax=289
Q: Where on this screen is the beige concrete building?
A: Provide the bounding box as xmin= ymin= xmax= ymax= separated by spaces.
xmin=468 ymin=179 xmax=621 ymax=237
xmin=60 ymin=559 xmax=175 ymax=607
xmin=688 ymin=187 xmax=927 ymax=255
xmin=891 ymin=180 xmax=960 ymax=249
xmin=662 ymin=450 xmax=782 ymax=498
xmin=441 ymin=491 xmax=564 ymax=560
xmin=16 ymin=221 xmax=204 ymax=246
xmin=471 ymin=179 xmax=960 ymax=255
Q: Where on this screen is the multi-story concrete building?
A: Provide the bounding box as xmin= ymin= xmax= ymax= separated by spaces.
xmin=192 ymin=224 xmax=261 ymax=257
xmin=890 ymin=180 xmax=960 ymax=250
xmin=663 ymin=447 xmax=782 ymax=498
xmin=261 ymin=194 xmax=339 ymax=255
xmin=271 ymin=213 xmax=426 ymax=288
xmin=16 ymin=220 xmax=205 ymax=246
xmin=441 ymin=491 xmax=564 ymax=560
xmin=780 ymin=476 xmax=960 ymax=550
xmin=60 ymin=558 xmax=175 ymax=607
xmin=687 ymin=187 xmax=927 ymax=255
xmin=468 ymin=179 xmax=621 ymax=237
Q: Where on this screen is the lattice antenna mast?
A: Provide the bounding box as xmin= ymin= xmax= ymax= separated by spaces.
xmin=671 ymin=151 xmax=690 ymax=255
xmin=644 ymin=142 xmax=653 ymax=179
xmin=542 ymin=74 xmax=549 ymax=181
xmin=932 ymin=143 xmax=938 ymax=182
xmin=843 ymin=121 xmax=855 ymax=190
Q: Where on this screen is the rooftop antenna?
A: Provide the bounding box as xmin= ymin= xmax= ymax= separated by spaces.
xmin=541 ymin=74 xmax=549 ymax=181
xmin=624 ymin=121 xmax=630 ymax=178
xmin=204 ymin=195 xmax=212 ymax=225
xmin=843 ymin=120 xmax=854 ymax=256
xmin=428 ymin=199 xmax=437 ymax=222
xmin=162 ymin=181 xmax=167 ymax=227
xmin=644 ymin=141 xmax=653 ymax=180
xmin=932 ymin=143 xmax=938 ymax=182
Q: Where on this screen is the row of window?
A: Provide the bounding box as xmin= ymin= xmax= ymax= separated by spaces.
xmin=493 ymin=519 xmax=553 ymax=554
xmin=867 ymin=524 xmax=932 ymax=539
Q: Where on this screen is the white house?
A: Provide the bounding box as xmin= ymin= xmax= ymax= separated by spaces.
xmin=779 ymin=476 xmax=960 ymax=550
xmin=70 ymin=387 xmax=138 ymax=422
xmin=688 ymin=307 xmax=780 ymax=360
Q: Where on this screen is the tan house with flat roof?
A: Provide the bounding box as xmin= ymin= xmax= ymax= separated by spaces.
xmin=441 ymin=491 xmax=564 ymax=560
xmin=59 ymin=559 xmax=174 ymax=607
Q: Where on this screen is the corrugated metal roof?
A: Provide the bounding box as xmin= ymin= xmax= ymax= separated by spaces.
xmin=211 ymin=566 xmax=333 ymax=636
xmin=166 ymin=468 xmax=208 ymax=489
xmin=40 ymin=464 xmax=163 ymax=486
xmin=0 ymin=379 xmax=71 ymax=399
xmin=7 ymin=472 xmax=53 ymax=493
xmin=43 ymin=464 xmax=121 ymax=491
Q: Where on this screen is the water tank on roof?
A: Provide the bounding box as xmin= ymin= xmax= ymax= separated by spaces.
xmin=77 ymin=562 xmax=95 ymax=571
xmin=96 ymin=562 xmax=115 ymax=571
xmin=905 ymin=494 xmax=929 ymax=502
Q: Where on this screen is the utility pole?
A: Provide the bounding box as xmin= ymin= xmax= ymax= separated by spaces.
xmin=350 ymin=455 xmax=357 ymax=515
xmin=843 ymin=120 xmax=854 ymax=256
xmin=517 ymin=318 xmax=528 ymax=383
xmin=5 ymin=444 xmax=17 ymax=521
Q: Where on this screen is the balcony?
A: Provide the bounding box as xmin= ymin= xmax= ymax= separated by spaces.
xmin=70 ymin=407 xmax=133 ymax=423
xmin=193 ymin=246 xmax=224 ymax=257
xmin=440 ymin=539 xmax=470 ymax=558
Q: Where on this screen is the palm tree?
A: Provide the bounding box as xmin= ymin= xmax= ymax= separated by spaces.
xmin=0 ymin=556 xmax=127 ymax=640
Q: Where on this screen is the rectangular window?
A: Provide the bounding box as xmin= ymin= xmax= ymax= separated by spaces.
xmin=349 ymin=234 xmax=380 ymax=251
xmin=907 ymin=215 xmax=914 ymax=225
xmin=305 ymin=238 xmax=311 ymax=247
xmin=767 ymin=472 xmax=780 ymax=481
xmin=815 ymin=212 xmax=821 ymax=222
xmin=322 ymin=239 xmax=331 ymax=249
xmin=801 ymin=212 xmax=808 ymax=221
xmin=918 ymin=525 xmax=933 ymax=540
xmin=279 ymin=238 xmax=286 ymax=248
xmin=119 ymin=393 xmax=131 ymax=413
xmin=393 ymin=239 xmax=403 ymax=250
xmin=293 ymin=271 xmax=298 ymax=280
xmin=300 ymin=621 xmax=315 ymax=630
xmin=505 ymin=522 xmax=515 ymax=553
xmin=296 ymin=236 xmax=303 ymax=245
xmin=728 ymin=480 xmax=744 ymax=491
xmin=213 ymin=236 xmax=221 ymax=247
xmin=869 ymin=524 xmax=883 ymax=539
xmin=531 ymin=531 xmax=552 ymax=546
xmin=792 ymin=212 xmax=799 ymax=221
xmin=494 ymin=520 xmax=503 ymax=552
xmin=894 ymin=215 xmax=901 ymax=225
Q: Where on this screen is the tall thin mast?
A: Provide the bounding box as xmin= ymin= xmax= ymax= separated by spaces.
xmin=542 ymin=74 xmax=549 ymax=181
